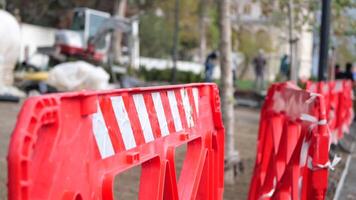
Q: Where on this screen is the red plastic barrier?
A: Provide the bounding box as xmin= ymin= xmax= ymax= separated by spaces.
xmin=306 ymin=80 xmax=354 ymax=143
xmin=248 ymin=82 xmax=330 ymax=200
xmin=8 ymin=83 xmax=225 ymax=200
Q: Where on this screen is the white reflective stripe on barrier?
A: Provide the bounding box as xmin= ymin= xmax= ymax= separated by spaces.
xmin=298 ymin=177 xmax=303 ymax=200
xmin=307 ymin=155 xmax=341 ymax=171
xmin=300 ymin=137 xmax=310 ymax=167
xmin=309 ymin=84 xmax=317 ymax=92
xmin=94 ymin=88 xmax=200 ymax=153
xmin=181 ymin=88 xmax=194 ymax=128
xmin=167 ymin=90 xmax=183 ymax=132
xmin=151 ymin=92 xmax=170 ymax=137
xmin=258 ymin=177 xmax=277 ymax=200
xmin=300 ymin=113 xmax=327 ymax=125
xmin=92 ymin=104 xmax=115 ymax=159
xmin=133 ymin=94 xmax=155 ymax=143
xmin=323 ymin=84 xmax=329 ymax=93
xmin=111 ymin=96 xmax=137 ymax=150
xmin=334 ymin=81 xmax=343 ymax=92
xmin=305 ymin=93 xmax=320 ymax=104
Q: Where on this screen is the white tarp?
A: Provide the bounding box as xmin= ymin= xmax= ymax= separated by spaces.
xmin=47 ymin=61 xmax=110 ymax=91
xmin=0 ymin=10 xmax=21 ymax=87
xmin=0 ymin=10 xmax=25 ymax=96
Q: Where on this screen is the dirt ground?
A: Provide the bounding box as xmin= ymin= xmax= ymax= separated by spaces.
xmin=224 ymin=108 xmax=260 ymax=200
xmin=0 ymin=101 xmax=260 ymax=200
xmin=0 ymin=102 xmax=21 ymax=199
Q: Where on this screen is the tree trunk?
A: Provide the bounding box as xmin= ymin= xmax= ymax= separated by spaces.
xmin=113 ymin=0 xmax=127 ymax=63
xmin=218 ymin=0 xmax=238 ymax=184
xmin=198 ymin=0 xmax=207 ymax=64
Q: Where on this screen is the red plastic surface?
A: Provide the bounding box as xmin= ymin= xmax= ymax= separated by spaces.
xmin=8 ymin=83 xmax=225 ymax=200
xmin=58 ymin=44 xmax=105 ymax=62
xmin=306 ymin=80 xmax=354 ymax=143
xmin=248 ymin=82 xmax=330 ymax=200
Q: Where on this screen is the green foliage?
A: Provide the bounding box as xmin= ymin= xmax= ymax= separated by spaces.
xmin=179 ymin=0 xmax=199 ymax=50
xmin=260 ymin=0 xmax=355 ymax=69
xmin=333 ymin=0 xmax=356 ymax=10
xmin=261 ymin=0 xmax=355 ymax=35
xmin=137 ymin=66 xmax=202 ymax=83
xmin=336 ymin=38 xmax=356 ymax=66
xmin=330 ymin=2 xmax=356 ymax=64
xmin=7 ymin=0 xmax=109 ymax=26
xmin=139 ymin=12 xmax=173 ymax=58
xmin=138 ymin=0 xmax=219 ymax=59
xmin=207 ymin=6 xmax=220 ymax=49
xmin=235 ymin=28 xmax=274 ymax=61
xmin=233 ymin=27 xmax=275 ymax=79
xmin=235 ymin=29 xmax=256 ymax=61
xmin=235 ymin=79 xmax=255 ymax=90
xmin=139 ymin=0 xmax=211 ymax=60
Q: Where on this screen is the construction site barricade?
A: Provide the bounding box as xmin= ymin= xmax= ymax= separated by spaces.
xmin=248 ymin=82 xmax=330 ymax=200
xmin=306 ymin=80 xmax=354 ymax=143
xmin=8 ymin=83 xmax=225 ymax=200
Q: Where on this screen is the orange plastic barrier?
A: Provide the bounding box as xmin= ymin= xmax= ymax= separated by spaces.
xmin=8 ymin=83 xmax=225 ymax=200
xmin=306 ymin=80 xmax=354 ymax=143
xmin=248 ymin=83 xmax=330 ymax=200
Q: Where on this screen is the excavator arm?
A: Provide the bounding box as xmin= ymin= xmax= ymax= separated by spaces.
xmin=88 ymin=16 xmax=132 ymax=48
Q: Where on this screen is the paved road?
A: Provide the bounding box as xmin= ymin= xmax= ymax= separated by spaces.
xmin=339 ymin=154 xmax=356 ymax=200
xmin=338 ymin=124 xmax=356 ymax=200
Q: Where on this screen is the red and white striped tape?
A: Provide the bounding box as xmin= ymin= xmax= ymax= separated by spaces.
xmin=92 ymin=88 xmax=200 ymax=159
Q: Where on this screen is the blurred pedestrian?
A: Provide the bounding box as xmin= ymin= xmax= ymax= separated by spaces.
xmin=253 ymin=49 xmax=266 ymax=91
xmin=344 ymin=62 xmax=354 ymax=81
xmin=204 ymin=51 xmax=218 ymax=82
xmin=334 ymin=64 xmax=344 ymax=79
xmin=279 ymin=54 xmax=290 ymax=81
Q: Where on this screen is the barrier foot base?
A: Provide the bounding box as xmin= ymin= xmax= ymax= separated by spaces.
xmin=224 ymin=151 xmax=241 ymax=184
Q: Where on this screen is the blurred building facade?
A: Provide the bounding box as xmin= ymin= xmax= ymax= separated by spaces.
xmin=230 ymin=0 xmax=313 ymax=81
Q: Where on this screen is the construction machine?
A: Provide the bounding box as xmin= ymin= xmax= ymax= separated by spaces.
xmin=16 ymin=8 xmax=139 ymax=95
xmin=54 ymin=7 xmax=137 ymax=65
